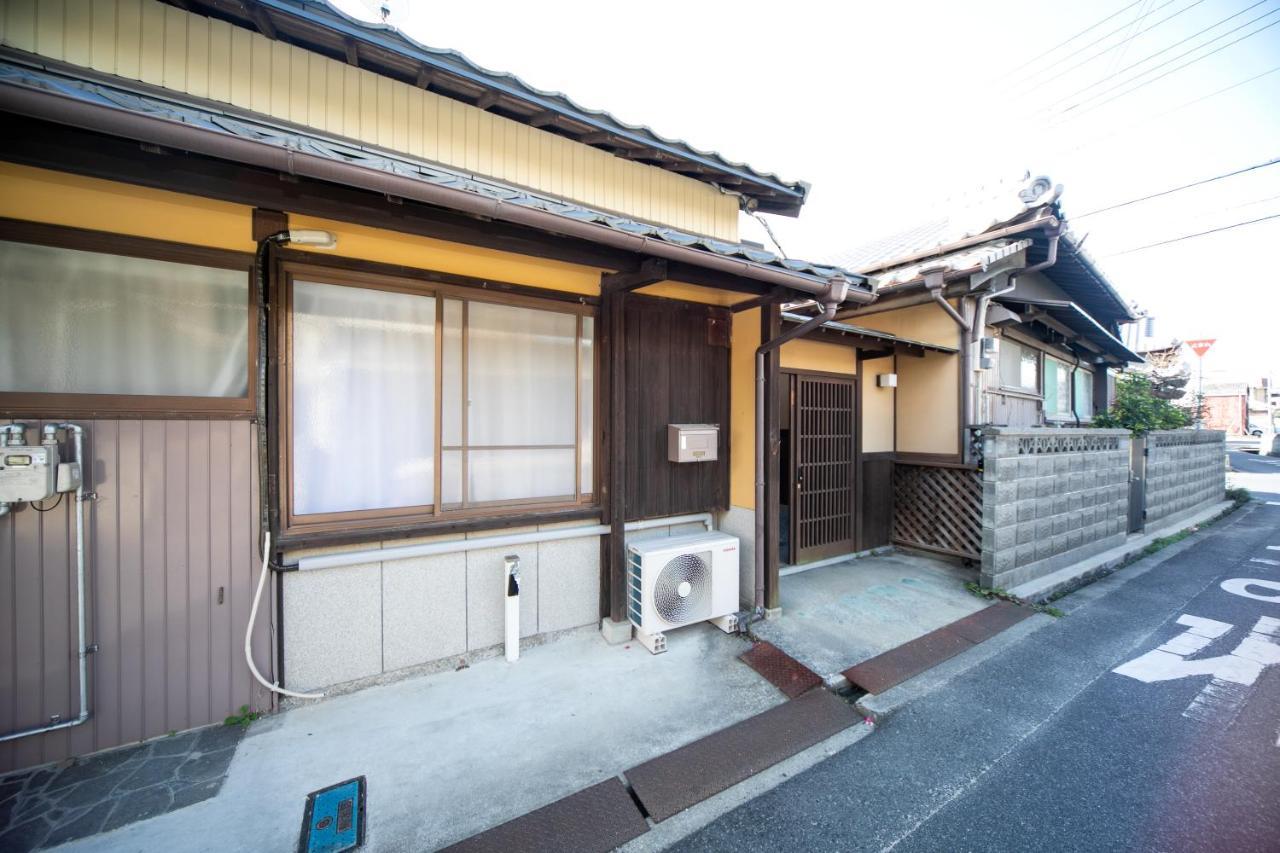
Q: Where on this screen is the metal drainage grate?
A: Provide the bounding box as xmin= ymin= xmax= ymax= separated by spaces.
xmin=298 ymin=776 xmax=366 ymax=853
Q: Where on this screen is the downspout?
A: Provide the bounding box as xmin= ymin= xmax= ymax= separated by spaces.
xmin=1070 ymin=351 xmax=1083 ymax=428
xmin=753 ymin=275 xmax=859 ymax=612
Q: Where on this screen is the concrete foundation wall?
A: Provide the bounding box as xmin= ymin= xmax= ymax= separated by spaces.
xmin=283 ymin=521 xmax=603 ymax=692
xmin=718 ymin=505 xmax=756 ymax=609
xmin=979 ymin=428 xmax=1131 ymax=590
xmin=1144 ymin=430 xmax=1226 ymax=526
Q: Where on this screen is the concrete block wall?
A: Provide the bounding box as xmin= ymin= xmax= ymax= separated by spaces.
xmin=1144 ymin=430 xmax=1226 ymax=526
xmin=979 ymin=428 xmax=1131 ymax=591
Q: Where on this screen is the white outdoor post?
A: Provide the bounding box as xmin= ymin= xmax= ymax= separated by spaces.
xmin=504 ymin=555 xmax=521 ymax=662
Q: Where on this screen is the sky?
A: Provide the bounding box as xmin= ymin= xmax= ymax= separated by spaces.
xmin=335 ymin=0 xmax=1280 ymax=382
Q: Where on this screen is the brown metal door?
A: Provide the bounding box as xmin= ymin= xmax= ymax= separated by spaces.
xmin=1129 ymin=435 xmax=1147 ymax=533
xmin=791 ymin=375 xmax=856 ymax=563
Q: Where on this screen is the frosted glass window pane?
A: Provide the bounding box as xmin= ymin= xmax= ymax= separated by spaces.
xmin=469 ymin=448 xmax=575 ymax=503
xmin=1075 ymin=370 xmax=1094 ymax=416
xmin=579 ymin=317 xmax=594 ymax=495
xmin=442 ymin=299 xmax=463 ymax=446
xmin=0 ymin=239 xmax=247 ymax=396
xmin=292 ymin=281 xmax=435 ymax=514
xmin=441 ymin=449 xmax=462 ymax=507
xmin=467 ymin=302 xmax=576 ymax=446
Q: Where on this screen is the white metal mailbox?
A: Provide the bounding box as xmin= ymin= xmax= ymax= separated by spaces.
xmin=667 ymin=424 xmax=719 ymax=463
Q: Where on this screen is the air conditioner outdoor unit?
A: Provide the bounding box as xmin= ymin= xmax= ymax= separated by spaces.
xmin=627 ymin=531 xmax=740 ymax=654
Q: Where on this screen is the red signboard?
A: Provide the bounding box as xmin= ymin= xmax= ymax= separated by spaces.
xmin=1185 ymin=338 xmax=1215 ymax=358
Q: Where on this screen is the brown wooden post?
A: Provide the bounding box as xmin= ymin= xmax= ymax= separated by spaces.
xmin=762 ymin=303 xmax=782 ymax=611
xmin=598 ymin=259 xmax=668 ymax=626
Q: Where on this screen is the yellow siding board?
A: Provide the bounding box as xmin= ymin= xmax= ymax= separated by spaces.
xmin=185 ymin=13 xmax=209 ymax=98
xmin=229 ymin=25 xmax=252 ymax=109
xmin=138 ymin=0 xmax=164 ymax=85
xmin=289 ymin=45 xmax=308 ymax=124
xmin=308 ymin=51 xmax=327 ymax=130
xmin=35 ymin=0 xmax=64 ymax=59
xmin=730 ymin=307 xmax=761 ymax=509
xmin=114 ymin=0 xmax=140 ymax=78
xmin=269 ymin=40 xmax=290 ymax=118
xmin=18 ymin=0 xmax=743 ymax=241
xmin=248 ymin=32 xmax=270 ymax=113
xmin=393 ymin=83 xmax=409 ymax=153
xmin=897 ymin=353 xmax=959 ymax=454
xmin=207 ymin=17 xmax=231 ymax=102
xmin=161 ymin=3 xmax=186 ymax=91
xmin=62 ymin=0 xmax=93 ymax=67
xmin=853 ymin=301 xmax=961 ymax=348
xmin=376 ymin=74 xmax=394 ymax=148
xmin=3 ymin=0 xmax=36 ymax=53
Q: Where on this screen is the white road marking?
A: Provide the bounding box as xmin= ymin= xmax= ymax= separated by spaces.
xmin=1267 ymin=546 xmax=1280 ymax=551
xmin=1181 ymin=617 xmax=1280 ymax=724
xmin=1220 ymin=578 xmax=1280 ymax=603
xmin=1268 ymin=501 xmax=1280 ymax=506
xmin=1250 ymin=558 xmax=1280 ymax=566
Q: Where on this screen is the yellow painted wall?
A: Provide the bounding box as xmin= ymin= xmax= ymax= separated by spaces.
xmin=852 ymin=300 xmax=961 ymax=348
xmin=0 ymin=163 xmax=608 ymax=295
xmin=636 ymin=281 xmax=744 ymax=307
xmin=1 ymin=0 xmax=740 ymax=241
xmin=779 ymin=338 xmax=856 ymax=374
xmin=896 ymin=352 xmax=959 ymax=455
xmin=729 ymin=308 xmax=761 ymax=510
xmin=861 ymin=355 xmax=895 ymax=453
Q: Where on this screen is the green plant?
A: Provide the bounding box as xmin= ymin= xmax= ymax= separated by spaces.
xmin=964 ymin=582 xmax=1063 ymax=617
xmin=1142 ymin=530 xmax=1193 ymax=556
xmin=224 ymin=705 xmax=261 ymax=728
xmin=1226 ymin=486 xmax=1251 ymax=506
xmin=1092 ymin=374 xmax=1190 ymax=434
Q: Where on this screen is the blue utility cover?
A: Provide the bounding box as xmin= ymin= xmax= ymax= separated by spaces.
xmin=299 ymin=777 xmax=365 ymax=853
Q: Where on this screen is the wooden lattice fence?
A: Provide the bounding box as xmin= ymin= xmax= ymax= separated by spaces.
xmin=892 ymin=462 xmax=983 ymax=560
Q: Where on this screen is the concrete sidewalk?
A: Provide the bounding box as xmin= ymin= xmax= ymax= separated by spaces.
xmin=45 ymin=624 xmax=782 ymax=852
xmin=753 ymin=550 xmax=988 ymax=682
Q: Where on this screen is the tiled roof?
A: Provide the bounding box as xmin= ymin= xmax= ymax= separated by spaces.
xmin=870 ymin=239 xmax=1033 ymax=287
xmin=825 ymin=174 xmax=1063 ymax=273
xmin=0 ymin=60 xmax=861 ymax=287
xmin=157 ymin=0 xmax=809 ymax=214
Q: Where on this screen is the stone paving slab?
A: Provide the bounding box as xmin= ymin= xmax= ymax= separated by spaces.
xmin=0 ymin=724 xmax=244 ymax=852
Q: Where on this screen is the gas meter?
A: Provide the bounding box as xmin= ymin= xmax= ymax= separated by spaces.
xmin=0 ymin=424 xmax=80 ymax=504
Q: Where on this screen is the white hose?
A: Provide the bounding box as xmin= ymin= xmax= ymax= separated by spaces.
xmin=246 ymin=532 xmax=324 ymax=700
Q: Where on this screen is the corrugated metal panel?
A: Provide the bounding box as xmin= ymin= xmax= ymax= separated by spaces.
xmin=2 ymin=0 xmax=741 ymax=241
xmin=0 ymin=419 xmax=271 ymax=774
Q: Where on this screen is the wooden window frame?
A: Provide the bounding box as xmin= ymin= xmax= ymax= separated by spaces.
xmin=0 ymin=219 xmax=256 ymax=420
xmin=277 ymin=259 xmax=598 ymax=539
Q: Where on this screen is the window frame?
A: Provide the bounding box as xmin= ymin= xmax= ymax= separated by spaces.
xmin=276 ymin=260 xmax=598 ymax=538
xmin=0 ymin=219 xmax=256 ymax=420
xmin=997 ymin=337 xmax=1041 ymax=396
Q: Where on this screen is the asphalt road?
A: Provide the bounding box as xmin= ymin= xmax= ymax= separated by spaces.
xmin=668 ymin=451 xmax=1280 ymax=853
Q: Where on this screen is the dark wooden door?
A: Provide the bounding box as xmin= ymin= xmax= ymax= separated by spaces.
xmin=791 ymin=374 xmax=856 ymax=563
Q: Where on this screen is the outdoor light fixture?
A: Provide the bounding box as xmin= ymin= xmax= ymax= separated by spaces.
xmin=285 ymin=229 xmax=338 ymax=248
xmin=877 ymin=373 xmax=898 ymax=388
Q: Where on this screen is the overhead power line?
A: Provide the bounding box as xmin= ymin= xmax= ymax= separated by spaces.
xmin=1075 ymin=156 xmax=1280 ymax=218
xmin=1052 ymin=63 xmax=1280 ymax=159
xmin=1044 ymin=0 xmax=1274 ymax=111
xmin=1104 ymin=213 xmax=1280 ymax=256
xmin=1011 ymin=0 xmax=1182 ymax=87
xmin=1004 ymin=0 xmax=1148 ymax=77
xmin=1051 ymin=13 xmax=1280 ymax=123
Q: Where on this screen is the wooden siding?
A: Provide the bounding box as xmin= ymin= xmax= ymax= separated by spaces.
xmin=0 ymin=419 xmax=270 ymax=773
xmin=0 ymin=0 xmax=741 ymax=241
xmin=622 ymin=295 xmax=730 ymax=520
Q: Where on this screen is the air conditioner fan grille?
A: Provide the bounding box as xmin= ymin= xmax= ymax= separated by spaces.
xmin=653 ymin=552 xmax=711 ymax=624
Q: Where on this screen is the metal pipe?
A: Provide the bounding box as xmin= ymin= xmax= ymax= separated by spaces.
xmin=0 ymin=423 xmax=90 ymax=743
xmin=292 ymin=512 xmax=713 ymax=573
xmin=1 ymin=423 xmax=26 ymax=446
xmin=752 ymin=277 xmax=855 ymax=612
xmin=0 ymin=83 xmax=877 ymax=302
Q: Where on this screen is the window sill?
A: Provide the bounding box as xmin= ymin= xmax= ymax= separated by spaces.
xmin=275 ymin=504 xmax=602 ymax=552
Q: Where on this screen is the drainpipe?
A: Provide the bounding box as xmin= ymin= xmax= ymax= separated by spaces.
xmin=753 ymin=275 xmax=858 ymax=612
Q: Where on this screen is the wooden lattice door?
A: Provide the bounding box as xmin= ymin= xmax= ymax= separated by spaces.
xmin=791 ymin=374 xmax=856 ymax=563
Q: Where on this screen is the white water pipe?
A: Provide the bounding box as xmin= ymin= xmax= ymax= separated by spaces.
xmin=0 ymin=423 xmax=91 ymax=743
xmin=293 ymin=512 xmax=714 ymax=572
xmin=246 ymin=532 xmax=324 ymax=700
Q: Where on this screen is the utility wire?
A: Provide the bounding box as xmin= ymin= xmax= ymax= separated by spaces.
xmin=1003 ymin=0 xmax=1148 ymax=77
xmin=1104 ymin=213 xmax=1280 ymax=256
xmin=1052 ymin=63 xmax=1280 ymax=159
xmin=1075 ymin=156 xmax=1280 ymax=218
xmin=1046 ymin=0 xmax=1278 ymax=113
xmin=1052 ymin=13 xmax=1280 ymax=122
xmin=1017 ymin=0 xmax=1208 ymax=94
